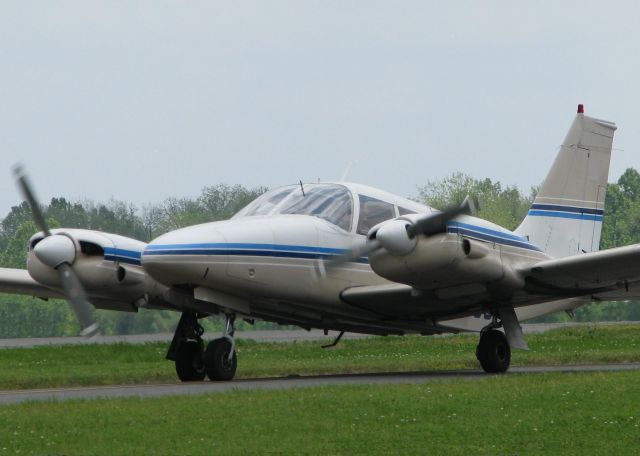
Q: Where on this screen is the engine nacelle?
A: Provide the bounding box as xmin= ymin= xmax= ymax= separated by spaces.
xmin=26 ymin=229 xmax=169 ymax=311
xmin=369 ymin=233 xmax=504 ymax=290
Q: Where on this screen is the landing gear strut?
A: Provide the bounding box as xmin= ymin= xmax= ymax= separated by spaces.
xmin=204 ymin=314 xmax=238 ymax=381
xmin=476 ymin=316 xmax=511 ymax=374
xmin=167 ymin=312 xmax=206 ymax=382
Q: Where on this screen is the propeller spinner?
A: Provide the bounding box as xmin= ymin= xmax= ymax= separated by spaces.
xmin=13 ymin=164 xmax=99 ymax=337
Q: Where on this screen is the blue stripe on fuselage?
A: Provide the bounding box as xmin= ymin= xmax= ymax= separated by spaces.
xmin=144 ymin=221 xmax=542 ymax=261
xmin=447 ymin=221 xmax=542 ymax=252
xmin=143 ymin=243 xmax=369 ymax=264
xmin=103 ymin=247 xmax=142 ymax=266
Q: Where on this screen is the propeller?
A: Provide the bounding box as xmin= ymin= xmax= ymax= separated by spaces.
xmin=319 ymin=196 xmax=476 ymax=273
xmin=13 ymin=164 xmax=99 ymax=337
xmin=406 ymin=196 xmax=476 ymax=238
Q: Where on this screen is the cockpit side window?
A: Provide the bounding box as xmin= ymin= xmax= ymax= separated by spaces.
xmin=357 ymin=195 xmax=396 ymax=235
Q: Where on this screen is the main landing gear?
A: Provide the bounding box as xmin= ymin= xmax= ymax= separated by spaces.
xmin=476 ymin=316 xmax=511 ymax=374
xmin=167 ymin=312 xmax=238 ymax=382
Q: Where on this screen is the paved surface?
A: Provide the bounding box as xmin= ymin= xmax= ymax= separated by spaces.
xmin=1 ymin=363 xmax=638 ymax=405
xmin=1 ymin=322 xmax=636 ymax=349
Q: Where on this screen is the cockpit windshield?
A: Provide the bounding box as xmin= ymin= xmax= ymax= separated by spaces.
xmin=235 ymin=184 xmax=353 ymax=231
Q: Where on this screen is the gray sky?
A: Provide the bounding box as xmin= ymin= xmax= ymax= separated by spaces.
xmin=1 ymin=1 xmax=639 ymax=218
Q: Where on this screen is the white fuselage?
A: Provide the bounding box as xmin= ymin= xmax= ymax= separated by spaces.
xmin=139 ymin=183 xmax=584 ymax=335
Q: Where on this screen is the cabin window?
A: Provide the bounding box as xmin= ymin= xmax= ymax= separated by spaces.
xmin=357 ymin=195 xmax=395 ymax=235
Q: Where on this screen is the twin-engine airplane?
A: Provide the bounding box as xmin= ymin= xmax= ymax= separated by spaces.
xmin=0 ymin=105 xmax=632 ymax=381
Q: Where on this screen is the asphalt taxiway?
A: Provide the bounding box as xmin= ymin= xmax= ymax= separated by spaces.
xmin=1 ymin=363 xmax=639 ymax=405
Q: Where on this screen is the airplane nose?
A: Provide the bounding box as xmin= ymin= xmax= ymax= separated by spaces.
xmin=141 ymin=224 xmax=228 ymax=286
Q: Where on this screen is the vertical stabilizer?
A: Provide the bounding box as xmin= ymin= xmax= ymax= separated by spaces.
xmin=515 ymin=105 xmax=617 ymax=258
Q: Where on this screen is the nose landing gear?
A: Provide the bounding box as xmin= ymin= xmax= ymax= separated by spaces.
xmin=204 ymin=314 xmax=238 ymax=381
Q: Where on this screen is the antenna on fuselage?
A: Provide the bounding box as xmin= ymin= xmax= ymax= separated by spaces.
xmin=299 ymin=179 xmax=305 ymax=196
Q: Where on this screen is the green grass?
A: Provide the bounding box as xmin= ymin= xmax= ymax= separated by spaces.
xmin=1 ymin=370 xmax=639 ymax=455
xmin=1 ymin=324 xmax=639 ymax=390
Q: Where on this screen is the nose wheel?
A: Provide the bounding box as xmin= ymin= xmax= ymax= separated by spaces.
xmin=204 ymin=337 xmax=238 ymax=381
xmin=204 ymin=314 xmax=238 ymax=381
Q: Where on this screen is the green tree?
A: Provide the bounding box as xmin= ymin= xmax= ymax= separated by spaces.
xmin=418 ymin=172 xmax=535 ymax=230
xmin=0 ymin=201 xmax=33 ymax=252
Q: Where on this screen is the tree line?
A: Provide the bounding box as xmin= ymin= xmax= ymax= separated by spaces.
xmin=2 ymin=171 xmax=640 ymax=337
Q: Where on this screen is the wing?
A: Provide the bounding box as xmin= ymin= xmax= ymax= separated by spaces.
xmin=340 ymin=282 xmax=491 ymax=320
xmin=0 ymin=267 xmax=64 ymax=299
xmin=340 ymin=244 xmax=640 ymax=323
xmin=522 ymin=244 xmax=640 ymax=298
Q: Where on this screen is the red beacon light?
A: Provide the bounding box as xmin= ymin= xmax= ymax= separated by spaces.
xmin=577 ymin=104 xmax=584 ymax=114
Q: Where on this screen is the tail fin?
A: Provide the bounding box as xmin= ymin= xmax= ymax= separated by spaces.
xmin=515 ymin=105 xmax=617 ymax=258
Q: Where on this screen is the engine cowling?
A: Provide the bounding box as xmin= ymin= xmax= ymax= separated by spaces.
xmin=368 ymin=233 xmax=505 ymax=290
xmin=27 ymin=229 xmax=167 ymax=311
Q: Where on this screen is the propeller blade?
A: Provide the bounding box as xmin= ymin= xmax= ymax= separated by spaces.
xmin=315 ymin=239 xmax=381 ymax=276
xmin=13 ymin=165 xmax=98 ymax=337
xmin=328 ymin=239 xmax=381 ymax=267
xmin=406 ymin=196 xmax=476 ymax=238
xmin=57 ymin=263 xmax=99 ymax=337
xmin=12 ymin=164 xmax=51 ymax=237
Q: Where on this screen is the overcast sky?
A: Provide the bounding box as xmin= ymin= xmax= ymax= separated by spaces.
xmin=1 ymin=1 xmax=639 ymax=218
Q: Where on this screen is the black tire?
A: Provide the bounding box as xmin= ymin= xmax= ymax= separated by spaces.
xmin=476 ymin=329 xmax=511 ymax=374
xmin=204 ymin=338 xmax=237 ymax=381
xmin=175 ymin=340 xmax=206 ymax=382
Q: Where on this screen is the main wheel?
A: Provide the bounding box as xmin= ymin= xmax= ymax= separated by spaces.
xmin=204 ymin=338 xmax=237 ymax=381
xmin=175 ymin=340 xmax=206 ymax=382
xmin=476 ymin=329 xmax=511 ymax=374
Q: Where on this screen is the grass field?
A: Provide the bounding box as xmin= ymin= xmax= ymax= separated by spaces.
xmin=1 ymin=370 xmax=639 ymax=454
xmin=0 ymin=324 xmax=639 ymax=390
